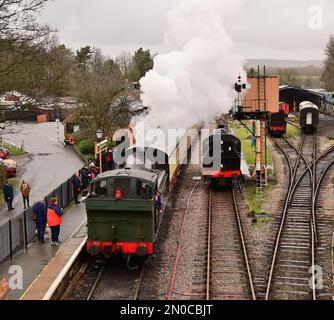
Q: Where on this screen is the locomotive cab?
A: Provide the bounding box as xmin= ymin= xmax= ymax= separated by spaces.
xmin=86 ymin=169 xmax=168 ymax=258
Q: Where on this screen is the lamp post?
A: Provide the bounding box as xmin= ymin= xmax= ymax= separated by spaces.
xmin=96 ymin=129 xmax=103 ymax=141
xmin=96 ymin=129 xmax=103 ymax=173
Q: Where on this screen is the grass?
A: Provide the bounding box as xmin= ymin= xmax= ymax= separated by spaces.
xmin=243 ymin=179 xmax=276 ymax=218
xmin=231 ymin=121 xmax=273 ymax=167
xmin=285 ymin=124 xmax=300 ymax=139
xmin=232 ymin=124 xmax=255 ymax=165
xmin=4 ymin=143 xmax=26 ymax=156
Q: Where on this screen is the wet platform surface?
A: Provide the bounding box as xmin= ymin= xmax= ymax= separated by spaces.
xmin=0 ymin=201 xmax=86 ymax=300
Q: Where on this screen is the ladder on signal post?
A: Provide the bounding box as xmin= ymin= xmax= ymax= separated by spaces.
xmin=94 ymin=139 xmax=109 ymax=174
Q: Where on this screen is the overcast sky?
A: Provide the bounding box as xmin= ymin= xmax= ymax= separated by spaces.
xmin=39 ymin=0 xmax=334 ymax=61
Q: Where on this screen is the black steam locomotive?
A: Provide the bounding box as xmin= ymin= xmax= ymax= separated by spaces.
xmin=202 ymin=129 xmax=241 ymax=186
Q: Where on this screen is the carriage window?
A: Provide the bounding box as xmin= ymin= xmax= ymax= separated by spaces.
xmin=111 ymin=178 xmax=132 ymax=198
xmin=109 ymin=177 xmax=153 ymax=200
xmin=136 ymin=181 xmax=153 ymax=199
xmin=91 ymin=179 xmax=107 ymax=197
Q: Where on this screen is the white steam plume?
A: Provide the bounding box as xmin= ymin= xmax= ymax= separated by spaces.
xmin=139 ymin=0 xmax=246 ymax=130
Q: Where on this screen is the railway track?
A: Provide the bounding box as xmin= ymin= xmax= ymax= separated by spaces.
xmin=266 ymin=133 xmax=334 ymax=300
xmin=69 ymin=257 xmax=145 ymax=300
xmin=191 ymin=186 xmax=255 ymax=300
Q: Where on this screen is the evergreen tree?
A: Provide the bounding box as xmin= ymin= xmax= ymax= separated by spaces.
xmin=75 ymin=46 xmax=93 ymax=70
xmin=130 ymin=48 xmax=154 ymax=81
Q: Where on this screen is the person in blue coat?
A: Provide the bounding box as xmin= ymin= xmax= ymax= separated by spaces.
xmin=32 ymin=198 xmax=47 ymax=243
xmin=3 ymin=181 xmax=14 ymax=210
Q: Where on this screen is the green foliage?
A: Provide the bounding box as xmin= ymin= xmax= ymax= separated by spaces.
xmin=322 ymin=35 xmax=334 ymax=91
xmin=4 ymin=143 xmax=26 ymax=156
xmin=285 ymin=124 xmax=300 ymax=139
xmin=232 ymin=121 xmax=272 ymax=167
xmin=75 ymin=46 xmax=93 ymax=69
xmin=233 ymin=124 xmax=255 ymax=165
xmin=107 ymin=140 xmax=117 ymax=148
xmin=247 ymin=67 xmax=257 ymax=77
xmin=244 ymin=180 xmax=276 ymax=216
xmin=77 ymin=140 xmax=95 ymax=155
xmin=130 ymin=48 xmax=154 ymax=81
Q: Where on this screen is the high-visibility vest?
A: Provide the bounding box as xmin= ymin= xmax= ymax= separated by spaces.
xmin=47 ymin=208 xmax=62 ymax=227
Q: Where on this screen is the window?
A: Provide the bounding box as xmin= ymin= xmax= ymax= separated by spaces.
xmin=91 ymin=179 xmax=107 ymax=197
xmin=136 ymin=181 xmax=153 ymax=199
xmin=109 ymin=177 xmax=153 ymax=200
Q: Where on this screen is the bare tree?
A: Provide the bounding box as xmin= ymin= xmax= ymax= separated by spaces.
xmin=74 ymin=50 xmax=130 ymax=139
xmin=322 ymin=35 xmax=334 ymax=91
xmin=116 ymin=52 xmax=134 ymax=80
xmin=0 ymin=0 xmax=53 ymax=93
xmin=0 ymin=0 xmax=51 ymax=43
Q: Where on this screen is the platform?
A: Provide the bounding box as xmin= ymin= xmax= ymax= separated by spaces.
xmin=0 ymin=202 xmax=87 ymax=300
xmin=241 ymin=153 xmax=251 ymax=177
xmin=21 ymin=224 xmax=87 ymax=300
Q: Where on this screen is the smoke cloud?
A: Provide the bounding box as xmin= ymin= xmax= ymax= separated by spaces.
xmin=139 ymin=0 xmax=246 ymax=130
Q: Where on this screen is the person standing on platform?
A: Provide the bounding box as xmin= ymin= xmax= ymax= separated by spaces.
xmin=79 ymin=165 xmax=90 ymax=190
xmin=3 ymin=181 xmax=14 ymax=210
xmin=20 ymin=180 xmax=31 ymax=209
xmin=89 ymin=161 xmax=99 ymax=179
xmin=32 ymin=198 xmax=47 ymax=243
xmin=73 ymin=172 xmax=82 ymax=204
xmin=47 ymin=198 xmax=63 ymax=246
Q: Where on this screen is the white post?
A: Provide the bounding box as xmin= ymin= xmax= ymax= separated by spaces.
xmin=55 ymin=119 xmax=60 ymax=144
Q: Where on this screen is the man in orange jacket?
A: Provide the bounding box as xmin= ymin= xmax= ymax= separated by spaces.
xmin=47 ymin=198 xmax=64 ymax=246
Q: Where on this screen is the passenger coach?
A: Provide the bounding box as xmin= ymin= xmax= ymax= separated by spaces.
xmin=299 ymin=101 xmax=319 ymax=134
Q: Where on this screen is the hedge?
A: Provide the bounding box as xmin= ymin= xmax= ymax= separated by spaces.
xmin=77 ymin=140 xmax=95 ymax=155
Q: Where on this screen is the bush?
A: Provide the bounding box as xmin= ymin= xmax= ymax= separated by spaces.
xmin=78 ymin=140 xmax=95 ymax=155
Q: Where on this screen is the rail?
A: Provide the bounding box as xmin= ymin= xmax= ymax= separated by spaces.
xmin=266 ymin=133 xmax=334 ymax=300
xmin=206 ymin=186 xmax=256 ymax=300
xmin=265 ymin=134 xmax=310 ymax=299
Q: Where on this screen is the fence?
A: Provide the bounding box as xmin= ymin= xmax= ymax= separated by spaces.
xmin=0 ymin=176 xmax=76 ymax=264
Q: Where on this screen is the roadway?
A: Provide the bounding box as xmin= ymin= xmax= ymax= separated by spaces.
xmin=0 ymin=122 xmax=84 ymax=222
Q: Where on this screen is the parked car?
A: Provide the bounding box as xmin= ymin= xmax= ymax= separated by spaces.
xmin=0 ymin=147 xmax=9 ymax=160
xmin=0 ymin=158 xmax=17 ymax=177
